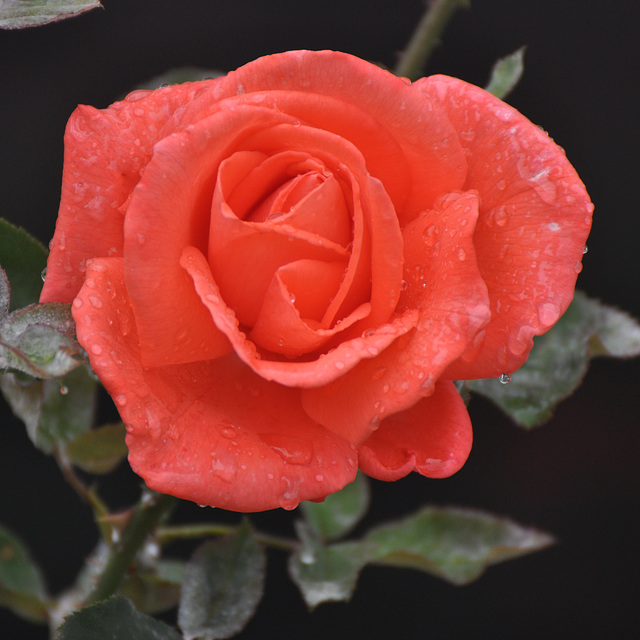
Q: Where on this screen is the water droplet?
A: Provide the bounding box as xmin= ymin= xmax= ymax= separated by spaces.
xmin=422 ymin=224 xmax=439 ymax=246
xmin=59 ymin=385 xmax=69 ymax=395
xmin=267 ymin=211 xmax=285 ymax=221
xmin=115 ymin=394 xmax=127 ymax=406
xmin=400 ymin=279 xmax=407 ymax=290
xmin=90 ymin=344 xmax=103 ymax=355
xmin=362 ymin=328 xmax=376 ymax=338
xmin=314 ymin=474 xmax=324 ymax=482
xmin=334 ymin=361 xmax=345 ymax=370
xmin=457 ymin=248 xmax=467 ymax=262
xmin=40 ymin=267 xmax=47 ymax=282
xmin=582 ymin=245 xmax=589 ymax=254
xmin=260 ymin=434 xmax=312 ymax=466
xmin=537 ymin=302 xmax=560 ymax=327
xmin=218 ymin=420 xmax=237 ymax=439
xmin=498 ymin=373 xmax=511 ymax=385
xmin=88 ymin=295 xmax=103 ymax=308
xmin=289 ymin=292 xmax=296 ymax=304
xmin=72 ymin=298 xmax=84 ymax=308
xmin=382 ymin=383 xmax=390 ymax=394
xmin=372 ymin=366 xmax=387 ymax=381
xmin=496 ymin=179 xmax=507 ymax=191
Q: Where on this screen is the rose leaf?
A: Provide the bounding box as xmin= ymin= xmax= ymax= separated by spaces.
xmin=0 ymin=364 xmax=97 ymax=454
xmin=64 ymin=422 xmax=128 ymax=474
xmin=119 ymin=560 xmax=185 ymax=616
xmin=466 ymin=290 xmax=640 ymax=428
xmin=0 ymin=219 xmax=48 ymax=312
xmin=288 ymin=522 xmax=376 ymax=609
xmin=57 ymin=596 xmax=181 ymax=640
xmin=178 ymin=520 xmax=266 ymax=640
xmin=0 ymin=302 xmax=84 ymax=379
xmin=0 ymin=524 xmax=49 ymax=623
xmin=485 ymin=46 xmax=526 ymax=99
xmin=301 ymin=472 xmax=371 ymax=542
xmin=366 ymin=506 xmax=554 ymax=586
xmin=0 ymin=0 xmax=102 ymax=30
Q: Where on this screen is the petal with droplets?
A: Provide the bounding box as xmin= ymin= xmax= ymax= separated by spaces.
xmin=302 ymin=191 xmax=491 ymax=444
xmin=358 ymin=381 xmax=472 ymax=481
xmin=40 ymin=80 xmax=219 ymax=304
xmin=71 ymin=258 xmax=358 ymax=512
xmin=416 ymin=75 xmax=593 ymax=379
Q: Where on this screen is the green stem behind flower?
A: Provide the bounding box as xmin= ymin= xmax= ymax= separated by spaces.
xmin=394 ymin=0 xmax=470 ymax=80
xmin=85 ymin=491 xmax=176 ymax=605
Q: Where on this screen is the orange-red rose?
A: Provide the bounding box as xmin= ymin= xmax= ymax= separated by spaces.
xmin=40 ymin=51 xmax=592 ymax=511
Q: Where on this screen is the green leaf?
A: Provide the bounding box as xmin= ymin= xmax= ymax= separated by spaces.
xmin=367 ymin=506 xmax=554 ymax=585
xmin=120 ymin=560 xmax=184 ymax=616
xmin=288 ymin=522 xmax=375 ymax=608
xmin=0 ymin=302 xmax=84 ymax=378
xmin=0 ymin=364 xmax=97 ymax=453
xmin=65 ymin=423 xmax=127 ymax=474
xmin=485 ymin=46 xmax=526 ymax=99
xmin=0 ymin=219 xmax=48 ymax=311
xmin=0 ymin=524 xmax=48 ymax=622
xmin=0 ymin=0 xmax=102 ymax=30
xmin=57 ymin=596 xmax=181 ymax=640
xmin=466 ymin=291 xmax=640 ymax=428
xmin=301 ymin=472 xmax=370 ymax=541
xmin=178 ymin=520 xmax=266 ymax=640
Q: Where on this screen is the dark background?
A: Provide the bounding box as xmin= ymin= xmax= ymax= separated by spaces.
xmin=1 ymin=1 xmax=639 ymax=638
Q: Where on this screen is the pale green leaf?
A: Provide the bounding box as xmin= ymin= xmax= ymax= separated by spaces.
xmin=0 ymin=364 xmax=97 ymax=453
xmin=0 ymin=0 xmax=102 ymax=30
xmin=467 ymin=291 xmax=640 ymax=428
xmin=288 ymin=523 xmax=375 ymax=608
xmin=178 ymin=521 xmax=265 ymax=640
xmin=301 ymin=472 xmax=370 ymax=541
xmin=65 ymin=423 xmax=127 ymax=474
xmin=367 ymin=506 xmax=554 ymax=585
xmin=485 ymin=47 xmax=526 ymax=99
xmin=57 ymin=596 xmax=181 ymax=640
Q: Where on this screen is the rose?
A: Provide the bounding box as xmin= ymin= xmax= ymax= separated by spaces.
xmin=40 ymin=51 xmax=592 ymax=511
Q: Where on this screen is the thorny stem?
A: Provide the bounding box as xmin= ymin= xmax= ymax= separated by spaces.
xmin=156 ymin=522 xmax=298 ymax=552
xmin=394 ymin=0 xmax=470 ymax=80
xmin=85 ymin=491 xmax=176 ymax=605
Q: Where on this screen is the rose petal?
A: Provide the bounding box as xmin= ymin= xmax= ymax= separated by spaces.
xmin=416 ymin=75 xmax=593 ymax=379
xmin=168 ymin=50 xmax=467 ymax=223
xmin=181 ymin=245 xmax=417 ymax=390
xmin=123 ymin=105 xmax=300 ymax=367
xmin=236 ymin=123 xmax=404 ymax=332
xmin=302 ymin=191 xmax=491 ymax=443
xmin=40 ymin=80 xmax=218 ymax=304
xmin=71 ymin=258 xmax=358 ymax=512
xmin=358 ymin=381 xmax=472 ymax=481
xmin=250 ymin=260 xmax=368 ymax=357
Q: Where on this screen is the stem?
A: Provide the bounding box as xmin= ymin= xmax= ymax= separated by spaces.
xmin=156 ymin=523 xmax=298 ymax=552
xmin=55 ymin=451 xmax=112 ymax=541
xmin=394 ymin=0 xmax=470 ymax=80
xmin=86 ymin=491 xmax=176 ymax=604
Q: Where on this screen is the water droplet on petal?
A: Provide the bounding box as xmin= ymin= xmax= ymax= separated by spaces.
xmin=498 ymin=373 xmax=511 ymax=384
xmin=90 ymin=344 xmax=103 ymax=355
xmin=261 ymin=434 xmax=312 ymax=466
xmin=457 ymin=248 xmax=467 ymax=261
xmin=218 ymin=420 xmax=237 ymax=439
xmin=40 ymin=268 xmax=47 ymax=282
xmin=334 ymin=361 xmax=345 ymax=370
xmin=582 ymin=245 xmax=589 ymax=254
